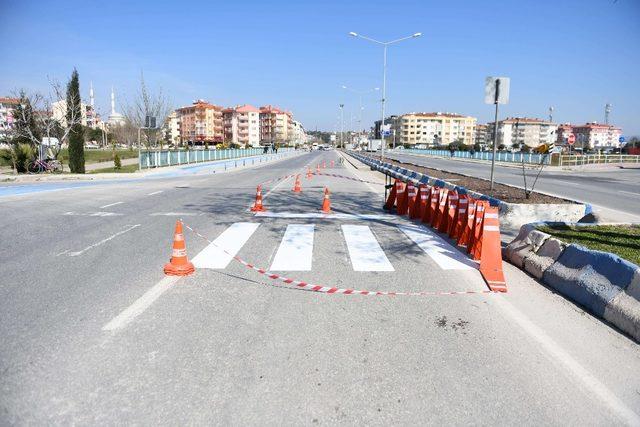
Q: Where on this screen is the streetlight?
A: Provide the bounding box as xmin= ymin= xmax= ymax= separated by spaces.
xmin=349 ymin=31 xmax=421 ymax=160
xmin=341 ymin=85 xmax=379 ymax=138
xmin=339 ymin=104 xmax=344 ymax=148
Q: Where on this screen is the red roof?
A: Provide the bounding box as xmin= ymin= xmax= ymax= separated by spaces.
xmin=0 ymin=97 xmax=20 ymax=105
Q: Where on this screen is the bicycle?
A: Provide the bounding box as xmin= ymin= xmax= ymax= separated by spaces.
xmin=27 ymin=158 xmax=64 ymax=174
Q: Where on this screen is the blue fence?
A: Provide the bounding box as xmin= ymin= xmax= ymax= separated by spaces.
xmin=400 ymin=148 xmax=550 ymax=165
xmin=139 ymin=147 xmax=294 ymax=168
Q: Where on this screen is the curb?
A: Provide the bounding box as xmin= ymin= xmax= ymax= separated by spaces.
xmin=504 ymin=222 xmax=640 ymax=343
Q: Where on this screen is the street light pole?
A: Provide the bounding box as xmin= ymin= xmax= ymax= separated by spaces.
xmin=349 ymin=31 xmax=421 ymax=160
xmin=341 ymin=85 xmax=379 ymax=150
xmin=339 ymin=104 xmax=344 ymax=148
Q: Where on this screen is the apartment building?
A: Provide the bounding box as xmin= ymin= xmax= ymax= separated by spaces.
xmin=222 ymin=104 xmax=260 ymax=147
xmin=163 ymin=111 xmax=180 ymax=146
xmin=398 ymin=112 xmax=476 ymax=146
xmin=259 ymin=105 xmax=291 ymax=145
xmin=289 ymin=120 xmax=306 ymax=144
xmin=0 ymin=97 xmax=19 ymax=142
xmin=558 ymin=122 xmax=622 ymax=150
xmin=486 ymin=117 xmax=557 ymax=148
xmin=176 ymin=100 xmax=223 ymax=144
xmin=474 ymin=124 xmax=489 ymax=147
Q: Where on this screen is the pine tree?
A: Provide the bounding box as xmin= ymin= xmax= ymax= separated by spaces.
xmin=67 ymin=69 xmax=85 ymax=173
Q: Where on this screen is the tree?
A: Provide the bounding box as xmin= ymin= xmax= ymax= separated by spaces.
xmin=66 ymin=69 xmax=84 ymax=173
xmin=123 ymin=72 xmax=171 ymax=149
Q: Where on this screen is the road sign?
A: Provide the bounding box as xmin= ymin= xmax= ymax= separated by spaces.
xmin=382 ymin=124 xmax=391 ymax=137
xmin=145 ymin=115 xmax=157 ymax=129
xmin=567 ymin=134 xmax=576 ymax=145
xmin=619 ymin=136 xmax=625 ymax=143
xmin=484 ymin=77 xmax=510 ymax=105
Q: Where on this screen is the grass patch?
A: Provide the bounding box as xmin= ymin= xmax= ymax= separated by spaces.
xmin=59 ymin=148 xmax=138 ymax=164
xmin=89 ymin=163 xmax=139 ymax=174
xmin=537 ymin=224 xmax=640 ymax=266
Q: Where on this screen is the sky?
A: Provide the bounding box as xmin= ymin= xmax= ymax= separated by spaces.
xmin=1 ymin=0 xmax=639 ymax=135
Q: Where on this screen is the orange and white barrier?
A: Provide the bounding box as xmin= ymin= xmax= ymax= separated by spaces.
xmin=250 ymin=185 xmax=267 ymax=212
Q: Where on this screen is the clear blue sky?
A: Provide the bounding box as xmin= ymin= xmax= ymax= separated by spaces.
xmin=1 ymin=0 xmax=638 ymax=135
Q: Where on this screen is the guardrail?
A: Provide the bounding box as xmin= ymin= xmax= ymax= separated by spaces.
xmin=557 ymin=154 xmax=640 ymax=167
xmin=400 ymin=148 xmax=550 ymax=165
xmin=139 ymin=147 xmax=294 ymax=169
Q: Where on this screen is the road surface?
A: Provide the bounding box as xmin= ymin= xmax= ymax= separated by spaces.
xmin=386 ymin=151 xmax=640 ymax=222
xmin=1 ymin=151 xmax=639 ymax=425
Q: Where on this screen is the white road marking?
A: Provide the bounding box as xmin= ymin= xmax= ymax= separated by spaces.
xmin=59 ymin=224 xmax=141 ymax=257
xmin=100 ymin=201 xmax=124 ymax=209
xmin=147 ymin=190 xmax=164 ymax=196
xmin=617 ymin=190 xmax=640 ymax=197
xmin=102 ymin=276 xmax=180 ymax=331
xmin=494 ymin=296 xmax=640 ymax=426
xmin=149 ymin=212 xmax=199 ymax=216
xmin=64 ymin=211 xmax=123 ymax=217
xmin=255 ymin=211 xmax=397 ymax=221
xmin=398 ymin=224 xmax=476 ymax=270
xmin=270 ymin=224 xmax=314 ymax=271
xmin=341 ymin=224 xmax=394 ymax=271
xmin=192 ymin=222 xmax=260 ymax=269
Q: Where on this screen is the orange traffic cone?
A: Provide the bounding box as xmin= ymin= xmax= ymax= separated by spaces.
xmin=322 ymin=160 xmax=327 ymax=168
xmin=479 ymin=206 xmax=507 ymax=292
xmin=292 ymin=174 xmax=302 ymax=193
xmin=330 ymin=160 xmax=335 ymax=167
xmin=306 ymin=167 xmax=313 ymax=179
xmin=321 ymin=187 xmax=332 ymax=213
xmin=316 ymin=164 xmax=321 ymax=173
xmin=163 ymin=220 xmax=195 ymax=276
xmin=250 ymin=185 xmax=266 ymax=212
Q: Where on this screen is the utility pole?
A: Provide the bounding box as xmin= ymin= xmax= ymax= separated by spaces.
xmin=605 ymin=103 xmax=612 ymax=125
xmin=339 ymin=104 xmax=344 ymax=148
xmin=549 ymin=106 xmax=554 ymax=123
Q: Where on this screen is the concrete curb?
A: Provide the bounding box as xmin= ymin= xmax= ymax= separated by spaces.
xmin=505 ymin=222 xmax=640 ymax=343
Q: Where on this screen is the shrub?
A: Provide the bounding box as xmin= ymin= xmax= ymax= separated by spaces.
xmin=113 ymin=153 xmax=122 ymax=170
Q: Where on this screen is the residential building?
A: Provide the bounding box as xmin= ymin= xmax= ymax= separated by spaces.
xmin=373 ymin=115 xmax=400 ymax=140
xmin=222 ymin=104 xmax=261 ymax=147
xmin=0 ymin=97 xmax=19 ymax=142
xmin=176 ymin=99 xmax=224 ymax=144
xmin=397 ymin=112 xmax=476 ymax=146
xmin=52 ymin=99 xmax=100 ymax=128
xmin=163 ymin=111 xmax=180 ymax=146
xmin=259 ymin=105 xmax=292 ymax=145
xmin=474 ymin=124 xmax=489 ymax=147
xmin=572 ymin=122 xmax=622 ymax=150
xmin=289 ymin=120 xmax=306 ymax=145
xmin=486 ymin=117 xmax=557 ymax=148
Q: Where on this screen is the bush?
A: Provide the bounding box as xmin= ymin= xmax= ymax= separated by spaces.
xmin=1 ymin=144 xmax=35 ymax=173
xmin=113 ymin=153 xmax=122 ymax=170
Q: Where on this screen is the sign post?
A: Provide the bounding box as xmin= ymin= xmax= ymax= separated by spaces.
xmin=485 ymin=77 xmax=510 ymax=190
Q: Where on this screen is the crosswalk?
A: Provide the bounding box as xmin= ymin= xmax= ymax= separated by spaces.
xmin=191 ymin=222 xmax=476 ymax=273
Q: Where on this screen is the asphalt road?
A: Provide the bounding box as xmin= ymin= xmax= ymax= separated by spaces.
xmin=386 ymin=151 xmax=640 ymax=222
xmin=1 ymin=151 xmax=640 ymax=425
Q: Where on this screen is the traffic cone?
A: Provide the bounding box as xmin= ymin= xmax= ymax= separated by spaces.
xmin=321 ymin=187 xmax=332 ymax=213
xmin=469 ymin=201 xmax=488 ymax=259
xmin=292 ymin=174 xmax=302 ymax=193
xmin=322 ymin=160 xmax=327 ymax=168
xmin=396 ymin=181 xmax=409 ymax=215
xmin=458 ymin=198 xmax=476 ymax=247
xmin=384 ymin=179 xmax=402 ymax=210
xmin=330 ymin=160 xmax=335 ymax=167
xmin=416 ymin=184 xmax=430 ymax=220
xmin=163 ymin=220 xmax=195 ymax=276
xmin=450 ymin=195 xmax=468 ymax=239
xmin=250 ymin=185 xmax=266 ymax=212
xmin=479 ymin=206 xmax=507 ymax=292
xmin=316 ymin=164 xmax=320 ymax=173
xmin=306 ymin=167 xmax=313 ymax=179
xmin=406 ymin=182 xmax=419 ymax=218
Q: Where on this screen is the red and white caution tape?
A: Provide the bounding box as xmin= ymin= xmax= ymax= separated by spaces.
xmin=182 ymin=222 xmax=496 ymax=297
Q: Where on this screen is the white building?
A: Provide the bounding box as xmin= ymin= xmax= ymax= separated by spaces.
xmin=487 ymin=117 xmax=558 ymax=148
xmin=0 ymin=97 xmax=19 ymax=143
xmin=163 ymin=111 xmax=180 ymax=146
xmin=289 ymin=120 xmax=306 ymax=145
xmin=223 ymin=104 xmax=261 ymax=147
xmin=558 ymin=122 xmax=622 ymax=150
xmin=398 ymin=112 xmax=477 ymax=146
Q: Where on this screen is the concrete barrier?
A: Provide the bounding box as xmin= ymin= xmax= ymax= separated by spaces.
xmin=503 ymin=224 xmax=547 ymax=268
xmin=523 ymin=237 xmax=567 ymax=279
xmin=604 ymin=269 xmax=640 ymax=342
xmin=543 ymin=244 xmax=636 ymax=317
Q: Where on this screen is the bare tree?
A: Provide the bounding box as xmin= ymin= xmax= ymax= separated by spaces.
xmin=123 ymin=72 xmax=172 ymax=149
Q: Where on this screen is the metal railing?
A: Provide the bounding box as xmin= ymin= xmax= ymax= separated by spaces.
xmin=557 ymin=154 xmax=640 ymax=167
xmin=139 ymin=147 xmax=293 ymax=169
xmin=400 ymin=148 xmax=550 ymax=165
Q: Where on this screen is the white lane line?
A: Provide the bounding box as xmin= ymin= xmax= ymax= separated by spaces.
xmin=255 ymin=211 xmax=397 ymax=221
xmin=192 ymin=222 xmax=260 ymax=269
xmin=149 ymin=212 xmax=199 ymax=216
xmin=102 ymin=276 xmax=180 ymax=331
xmin=100 ymin=201 xmax=124 ymax=209
xmin=618 ymin=190 xmax=640 ymax=197
xmin=147 ymin=190 xmax=164 ymax=196
xmin=64 ymin=211 xmax=123 ymax=217
xmin=58 ymin=224 xmax=141 ymax=257
xmin=398 ymin=224 xmax=476 ymax=270
xmin=270 ymin=224 xmax=314 ymax=271
xmin=341 ymin=224 xmax=394 ymax=272
xmin=493 ymin=296 xmax=640 ymax=426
